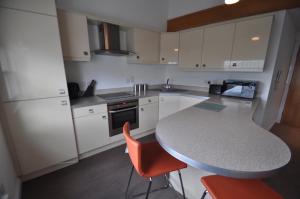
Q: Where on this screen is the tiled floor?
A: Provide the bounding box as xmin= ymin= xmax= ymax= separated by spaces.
xmin=22 ymin=125 xmax=300 ymax=199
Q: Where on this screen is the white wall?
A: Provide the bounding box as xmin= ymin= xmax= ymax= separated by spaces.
xmin=167 ymin=0 xmax=224 ymax=19
xmin=64 ymin=55 xmax=166 ymax=91
xmin=0 ymin=120 xmax=20 ymax=199
xmin=262 ymin=12 xmax=297 ymax=129
xmin=55 ymin=0 xmax=168 ymax=31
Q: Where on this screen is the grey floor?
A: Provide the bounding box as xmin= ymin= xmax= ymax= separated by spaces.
xmin=22 ymin=135 xmax=182 ymax=199
xmin=22 ymin=130 xmax=300 ymax=199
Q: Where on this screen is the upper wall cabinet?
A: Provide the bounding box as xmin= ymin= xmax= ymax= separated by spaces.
xmin=57 ymin=9 xmax=91 ymax=61
xmin=127 ymin=28 xmax=160 ymax=64
xmin=179 ymin=29 xmax=204 ymax=70
xmin=160 ymin=32 xmax=179 ymax=64
xmin=0 ymin=0 xmax=56 ymax=16
xmin=178 ymin=15 xmax=273 ymax=72
xmin=0 ymin=7 xmax=68 ymax=101
xmin=229 ymin=16 xmax=273 ymax=72
xmin=201 ymin=23 xmax=235 ymax=70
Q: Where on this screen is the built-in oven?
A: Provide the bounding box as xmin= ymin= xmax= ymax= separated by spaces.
xmin=107 ymin=99 xmax=139 ymax=137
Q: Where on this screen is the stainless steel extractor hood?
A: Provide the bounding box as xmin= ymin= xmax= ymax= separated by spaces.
xmin=94 ymin=22 xmax=130 ymax=56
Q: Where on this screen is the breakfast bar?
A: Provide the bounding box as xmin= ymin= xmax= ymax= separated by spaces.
xmin=155 ymin=93 xmax=291 ymax=197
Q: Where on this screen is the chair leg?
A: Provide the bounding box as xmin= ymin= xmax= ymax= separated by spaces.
xmin=178 ymin=170 xmax=186 ymax=199
xmin=145 ymin=177 xmax=152 ymax=199
xmin=201 ymin=190 xmax=208 ymax=199
xmin=125 ymin=165 xmax=134 ymax=199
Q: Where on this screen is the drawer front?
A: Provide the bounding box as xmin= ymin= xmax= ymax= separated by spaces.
xmin=72 ymin=104 xmax=107 ymax=118
xmin=139 ymin=96 xmax=158 ymax=106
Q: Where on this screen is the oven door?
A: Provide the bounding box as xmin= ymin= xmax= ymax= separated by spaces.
xmin=108 ymin=106 xmax=139 ymax=137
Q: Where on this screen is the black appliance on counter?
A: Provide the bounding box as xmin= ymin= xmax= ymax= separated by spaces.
xmin=67 ymin=82 xmax=80 ymax=100
xmin=209 ymin=80 xmax=258 ymax=99
xmin=107 ymin=99 xmax=139 ymax=137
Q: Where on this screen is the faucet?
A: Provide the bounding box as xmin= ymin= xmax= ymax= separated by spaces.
xmin=164 ymin=78 xmax=171 ymax=89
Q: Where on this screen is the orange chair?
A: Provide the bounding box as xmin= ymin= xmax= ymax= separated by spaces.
xmin=200 ymin=175 xmax=283 ymax=199
xmin=123 ymin=122 xmax=187 ymax=199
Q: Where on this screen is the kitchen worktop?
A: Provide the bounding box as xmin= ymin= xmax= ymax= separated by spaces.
xmin=155 ymin=93 xmax=291 ymax=178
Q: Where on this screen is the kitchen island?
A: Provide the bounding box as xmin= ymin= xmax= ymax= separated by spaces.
xmin=156 ymin=92 xmax=291 ymax=199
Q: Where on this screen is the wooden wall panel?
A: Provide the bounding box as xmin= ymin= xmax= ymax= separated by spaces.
xmin=167 ymin=0 xmax=300 ymax=32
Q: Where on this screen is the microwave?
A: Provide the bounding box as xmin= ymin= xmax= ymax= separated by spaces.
xmin=221 ymin=80 xmax=258 ymax=99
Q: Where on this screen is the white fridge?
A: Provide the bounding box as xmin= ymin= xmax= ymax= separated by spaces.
xmin=0 ymin=2 xmax=78 ymax=177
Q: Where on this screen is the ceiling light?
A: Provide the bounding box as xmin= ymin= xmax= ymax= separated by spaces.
xmin=251 ymin=36 xmax=260 ymax=41
xmin=225 ymin=0 xmax=240 ymax=5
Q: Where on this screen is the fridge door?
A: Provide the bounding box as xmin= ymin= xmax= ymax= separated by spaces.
xmin=0 ymin=7 xmax=68 ymax=101
xmin=3 ymin=97 xmax=78 ymax=175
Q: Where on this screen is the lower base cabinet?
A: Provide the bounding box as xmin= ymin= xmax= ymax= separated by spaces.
xmin=139 ymin=102 xmax=159 ymax=133
xmin=73 ymin=105 xmax=110 ymax=155
xmin=3 ymin=97 xmax=78 ymax=175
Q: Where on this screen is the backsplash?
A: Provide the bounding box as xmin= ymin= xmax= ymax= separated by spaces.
xmin=64 ymin=55 xmax=167 ymax=91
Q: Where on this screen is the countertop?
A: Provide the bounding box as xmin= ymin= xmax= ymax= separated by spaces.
xmin=155 ymin=93 xmax=291 ymax=178
xmin=70 ymin=91 xmax=160 ymax=109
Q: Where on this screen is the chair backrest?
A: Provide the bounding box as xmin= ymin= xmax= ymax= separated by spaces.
xmin=123 ymin=122 xmax=143 ymax=176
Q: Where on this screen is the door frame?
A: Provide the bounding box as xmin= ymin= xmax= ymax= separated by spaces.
xmin=277 ymin=33 xmax=300 ymax=122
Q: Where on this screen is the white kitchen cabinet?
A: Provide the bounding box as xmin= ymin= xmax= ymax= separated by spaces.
xmin=229 ymin=16 xmax=273 ymax=72
xmin=127 ymin=28 xmax=160 ymax=64
xmin=201 ymin=23 xmax=235 ymax=70
xmin=0 ymin=0 xmax=56 ymax=16
xmin=160 ymin=32 xmax=179 ymax=64
xmin=159 ymin=95 xmax=208 ymax=119
xmin=179 ymin=28 xmax=204 ymax=70
xmin=57 ymin=9 xmax=91 ymax=61
xmin=73 ymin=105 xmax=110 ymax=154
xmin=159 ymin=95 xmax=180 ymax=119
xmin=179 ymin=96 xmax=206 ymax=110
xmin=0 ymin=7 xmax=68 ymax=101
xmin=139 ymin=97 xmax=159 ymax=132
xmin=3 ymin=97 xmax=77 ymax=175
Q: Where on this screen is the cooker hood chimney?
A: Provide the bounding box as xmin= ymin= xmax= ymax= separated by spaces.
xmin=94 ymin=22 xmax=130 ymax=56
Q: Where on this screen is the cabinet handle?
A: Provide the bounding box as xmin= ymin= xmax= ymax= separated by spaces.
xmin=202 ymin=64 xmax=206 ymax=67
xmin=83 ymin=51 xmax=89 ymax=56
xmin=89 ymin=109 xmax=94 ymax=113
xmin=141 ymin=108 xmax=144 ymax=111
xmin=59 ymin=89 xmax=66 ymax=95
xmin=136 ymin=56 xmax=140 ymax=59
xmin=148 ymin=99 xmax=152 ymax=103
xmin=161 ymin=57 xmax=165 ymax=61
xmin=61 ymin=100 xmax=68 ymax=106
xmin=232 ymin=63 xmax=237 ymax=67
xmin=195 ymin=64 xmax=199 ymax=67
xmin=102 ymin=115 xmax=107 ymax=119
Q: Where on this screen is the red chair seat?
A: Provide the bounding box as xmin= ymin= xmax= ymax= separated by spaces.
xmin=141 ymin=142 xmax=187 ymax=178
xmin=201 ymin=175 xmax=283 ymax=199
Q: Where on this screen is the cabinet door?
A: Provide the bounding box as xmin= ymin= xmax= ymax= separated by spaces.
xmin=202 ymin=23 xmax=235 ymax=70
xmin=3 ymin=97 xmax=77 ymax=175
xmin=160 ymin=32 xmax=179 ymax=64
xmin=179 ymin=29 xmax=203 ymax=70
xmin=57 ymin=9 xmax=90 ymax=61
xmin=127 ymin=28 xmax=160 ymax=64
xmin=230 ymin=16 xmax=273 ymax=71
xmin=0 ymin=0 xmax=56 ymax=16
xmin=179 ymin=96 xmax=207 ymax=110
xmin=0 ymin=8 xmax=68 ymax=101
xmin=159 ymin=95 xmax=180 ymax=119
xmin=74 ymin=113 xmax=109 ymax=154
xmin=139 ymin=103 xmax=159 ymax=132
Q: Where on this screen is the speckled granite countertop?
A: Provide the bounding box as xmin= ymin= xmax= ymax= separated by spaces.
xmin=155 ymin=93 xmax=291 ymax=179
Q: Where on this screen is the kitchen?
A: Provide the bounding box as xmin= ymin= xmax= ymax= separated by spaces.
xmin=0 ymin=0 xmax=300 ymax=199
